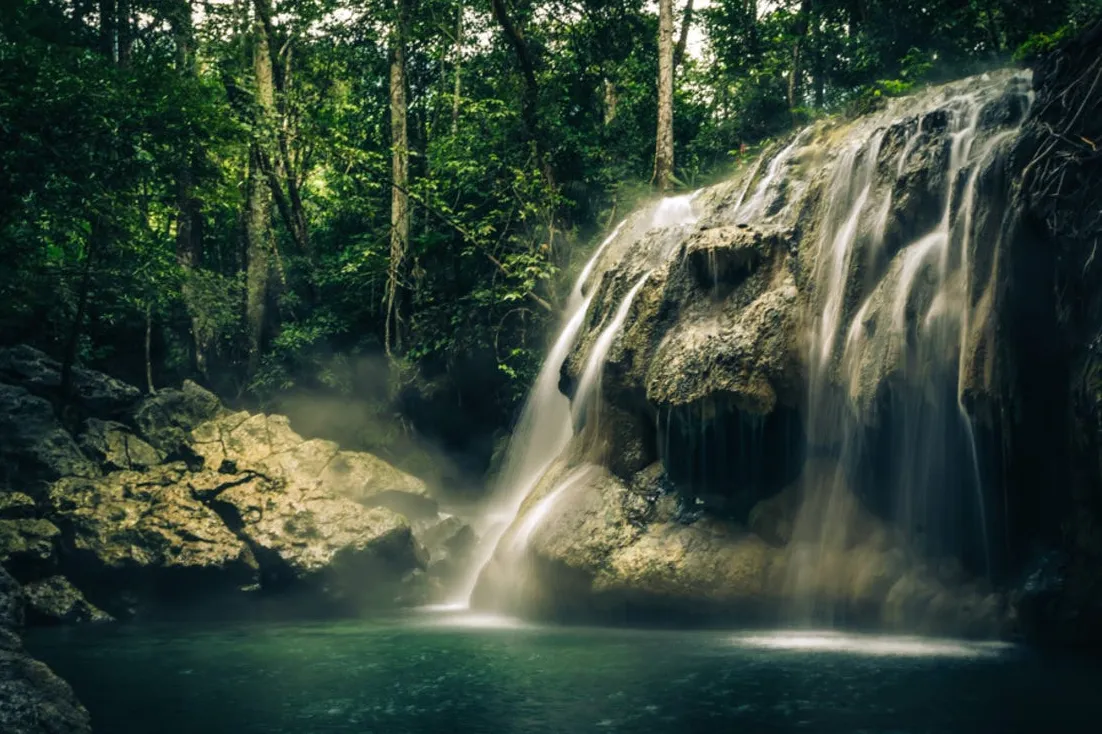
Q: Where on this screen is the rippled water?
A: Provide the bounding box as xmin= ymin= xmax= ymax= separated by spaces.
xmin=25 ymin=610 xmax=1102 ymax=733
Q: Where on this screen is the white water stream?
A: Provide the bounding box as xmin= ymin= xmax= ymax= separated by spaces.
xmin=455 ymin=195 xmax=700 ymax=604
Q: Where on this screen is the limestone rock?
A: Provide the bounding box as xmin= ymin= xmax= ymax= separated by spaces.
xmin=23 ymin=576 xmax=113 ymax=625
xmin=77 ymin=418 xmax=163 ymax=472
xmin=0 ymin=566 xmax=92 ymax=734
xmin=130 ymin=379 xmax=223 ymax=456
xmin=47 ymin=464 xmax=259 ymax=608
xmin=645 ymin=279 xmax=800 ymax=415
xmin=206 ymin=475 xmax=427 ymax=600
xmin=0 ymin=519 xmax=59 ymax=577
xmin=0 ymin=385 xmax=97 ymax=494
xmin=192 ymin=411 xmax=429 ymax=506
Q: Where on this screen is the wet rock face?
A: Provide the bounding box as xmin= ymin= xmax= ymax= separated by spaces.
xmin=0 ymin=567 xmax=92 ymax=734
xmin=477 ymin=456 xmax=1000 ymax=633
xmin=490 ymin=68 xmax=1081 ymax=635
xmin=999 ymin=21 xmax=1102 ymax=646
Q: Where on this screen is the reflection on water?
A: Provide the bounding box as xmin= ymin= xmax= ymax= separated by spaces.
xmin=732 ymin=630 xmax=1011 ymax=658
xmin=25 ymin=612 xmax=1102 ymax=734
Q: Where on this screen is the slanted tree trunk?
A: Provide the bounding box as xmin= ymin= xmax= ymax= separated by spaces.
xmin=673 ymin=0 xmax=694 ymax=69
xmin=253 ymin=0 xmax=313 ymax=261
xmin=654 ymin=0 xmax=675 ymax=192
xmin=489 ymin=0 xmax=552 ymax=184
xmin=386 ymin=0 xmax=410 ymax=356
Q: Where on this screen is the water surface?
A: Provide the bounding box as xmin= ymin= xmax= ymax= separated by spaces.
xmin=26 ymin=610 xmax=1102 ymax=733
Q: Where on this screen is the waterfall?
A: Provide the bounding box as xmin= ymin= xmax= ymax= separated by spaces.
xmin=457 ymin=195 xmax=699 ymax=605
xmin=452 ymin=227 xmax=621 ymax=604
xmin=784 ymin=72 xmax=1033 ymax=618
xmin=454 ymin=70 xmax=1034 ymax=628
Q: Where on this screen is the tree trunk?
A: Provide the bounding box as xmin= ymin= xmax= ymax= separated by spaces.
xmin=452 ymin=3 xmax=463 ymax=136
xmin=245 ymin=144 xmax=270 ymax=377
xmin=811 ymin=2 xmax=824 ymax=108
xmin=171 ymin=1 xmax=208 ymax=377
xmin=98 ymin=0 xmax=116 ymax=61
xmin=117 ymin=0 xmax=132 ymax=67
xmin=245 ymin=13 xmax=275 ymax=376
xmin=489 ymin=0 xmax=551 ymax=184
xmin=386 ymin=0 xmax=410 ymax=356
xmin=603 ymin=78 xmax=618 ymax=125
xmin=61 ymin=221 xmax=102 ymax=402
xmin=673 ymin=0 xmax=694 ymax=70
xmin=654 ymin=0 xmax=675 ymax=192
xmin=788 ymin=0 xmax=812 ymax=112
xmin=144 ymin=301 xmax=155 ymax=394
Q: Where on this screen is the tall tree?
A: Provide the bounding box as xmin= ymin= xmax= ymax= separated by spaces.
xmin=654 ymin=0 xmax=675 ymax=192
xmin=386 ymin=0 xmax=410 ymax=356
xmin=253 ymin=0 xmax=313 ymax=261
xmin=489 ymin=0 xmax=549 ymax=182
xmin=788 ymin=0 xmax=812 ymax=111
xmin=451 ymin=2 xmax=463 ymax=136
xmin=246 ymin=5 xmax=275 ymax=376
xmin=170 ymin=0 xmax=208 ymax=376
xmin=98 ymin=0 xmax=116 ymax=60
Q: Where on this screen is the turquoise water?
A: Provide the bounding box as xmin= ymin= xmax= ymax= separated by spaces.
xmin=25 ymin=609 xmax=1102 ymax=733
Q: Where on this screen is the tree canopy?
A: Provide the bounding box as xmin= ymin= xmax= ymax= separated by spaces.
xmin=1 ymin=0 xmax=1097 ymax=474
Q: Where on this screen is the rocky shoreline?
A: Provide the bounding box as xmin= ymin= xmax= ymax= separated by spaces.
xmin=0 ymin=345 xmax=473 ymax=730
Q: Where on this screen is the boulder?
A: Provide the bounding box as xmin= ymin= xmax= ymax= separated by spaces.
xmin=23 ymin=576 xmax=113 ymax=625
xmin=473 ymin=456 xmax=1000 ymax=633
xmin=0 ymin=344 xmax=140 ymax=418
xmin=192 ymin=410 xmax=430 ymax=507
xmin=47 ymin=464 xmax=259 ymax=612
xmin=419 ymin=514 xmax=477 ymax=597
xmin=0 ymin=518 xmax=60 ymax=578
xmin=0 ymin=566 xmax=92 ymax=734
xmin=202 ymin=474 xmax=427 ymax=602
xmin=130 ymin=380 xmax=223 ymax=456
xmin=0 ymin=385 xmax=97 ymax=494
xmin=77 ymin=418 xmax=163 ymax=472
xmin=0 ymin=493 xmax=37 ymax=520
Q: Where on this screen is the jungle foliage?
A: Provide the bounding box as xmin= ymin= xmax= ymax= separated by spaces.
xmin=1 ymin=0 xmax=1097 ymax=471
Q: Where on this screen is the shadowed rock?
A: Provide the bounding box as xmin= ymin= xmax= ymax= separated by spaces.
xmin=0 ymin=566 xmax=92 ymax=734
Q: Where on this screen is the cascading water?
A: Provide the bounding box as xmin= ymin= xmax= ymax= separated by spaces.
xmin=784 ymin=71 xmax=1034 ymax=620
xmin=457 ymin=69 xmax=1035 ymax=631
xmin=452 ymin=225 xmax=623 ymax=604
xmin=458 ymin=195 xmax=700 ymax=605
